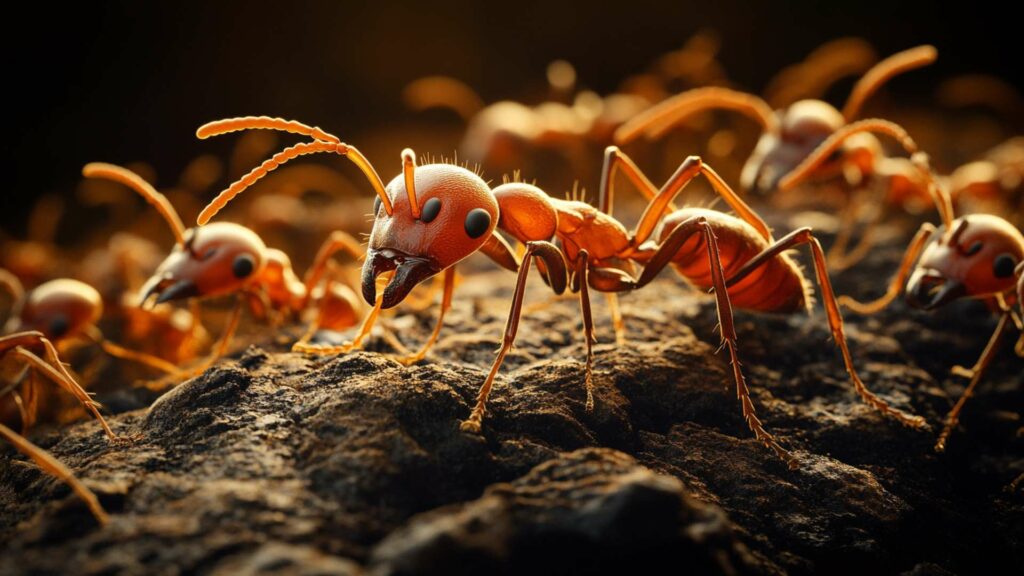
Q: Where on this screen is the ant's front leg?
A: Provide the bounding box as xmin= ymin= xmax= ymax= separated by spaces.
xmin=460 ymin=241 xmax=569 ymax=434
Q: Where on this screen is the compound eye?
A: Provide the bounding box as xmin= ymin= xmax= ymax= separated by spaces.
xmin=464 ymin=208 xmax=491 ymax=239
xmin=48 ymin=315 xmax=69 ymax=339
xmin=233 ymin=254 xmax=256 ymax=279
xmin=993 ymin=253 xmax=1018 ymax=278
xmin=420 ymin=198 xmax=441 ymax=223
xmin=373 ymin=196 xmax=382 ymax=216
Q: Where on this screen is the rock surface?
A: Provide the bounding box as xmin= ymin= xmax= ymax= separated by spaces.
xmin=1 ymin=234 xmax=1022 ymax=575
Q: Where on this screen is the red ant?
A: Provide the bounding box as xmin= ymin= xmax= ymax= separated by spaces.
xmin=614 ymin=45 xmax=936 ymax=195
xmin=1 ymin=270 xmax=178 ymax=431
xmin=81 ymin=162 xmax=370 ymax=366
xmin=196 ymin=116 xmax=928 ymax=467
xmin=789 ymin=125 xmax=1024 ymax=452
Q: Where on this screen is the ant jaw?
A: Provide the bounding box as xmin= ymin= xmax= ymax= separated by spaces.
xmin=361 ymin=249 xmax=441 ymax=310
xmin=906 ymin=269 xmax=965 ymax=310
xmin=139 ymin=276 xmax=198 ymax=308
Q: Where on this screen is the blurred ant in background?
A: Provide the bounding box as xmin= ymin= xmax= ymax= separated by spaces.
xmin=82 ymin=160 xmax=369 ymax=368
xmin=791 ymin=129 xmax=1024 ymax=452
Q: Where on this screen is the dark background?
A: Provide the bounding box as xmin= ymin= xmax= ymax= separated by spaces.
xmin=1 ymin=0 xmax=1018 ymax=235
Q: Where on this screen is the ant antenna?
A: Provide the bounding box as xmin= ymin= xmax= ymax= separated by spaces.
xmin=841 ymin=45 xmax=937 ymax=121
xmin=196 ymin=116 xmax=340 ymax=144
xmin=82 ymin=163 xmax=187 ymax=245
xmin=195 ymin=118 xmax=393 ymax=224
xmin=401 ymin=149 xmax=420 ymax=218
xmin=615 ymin=87 xmax=777 ymax=144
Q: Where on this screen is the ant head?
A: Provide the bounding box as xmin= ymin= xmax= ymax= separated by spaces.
xmin=15 ymin=279 xmax=102 ymax=340
xmin=743 ymin=100 xmax=846 ymax=193
xmin=140 ymin=223 xmax=267 ymax=306
xmin=907 ymin=215 xmax=1024 ymax=309
xmin=362 ymin=155 xmax=497 ymax=309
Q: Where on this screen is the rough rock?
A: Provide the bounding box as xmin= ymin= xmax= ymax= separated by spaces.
xmin=1 ymin=235 xmax=1022 ymax=574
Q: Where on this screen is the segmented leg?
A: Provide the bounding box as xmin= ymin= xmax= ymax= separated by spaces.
xmin=395 ymin=267 xmax=456 ymax=365
xmin=727 ymin=228 xmax=928 ymax=429
xmin=838 ymin=223 xmax=935 ymax=314
xmin=589 ymin=216 xmax=797 ymax=467
xmin=302 ymin=231 xmax=365 ymax=307
xmin=1 ymin=333 xmax=117 ymax=440
xmin=573 ymin=251 xmax=597 ymax=411
xmin=83 ymin=326 xmax=181 ymax=375
xmin=0 ymin=423 xmax=109 ymax=525
xmin=293 ymin=292 xmax=385 ymax=355
xmin=186 ymin=299 xmax=243 ymax=375
xmin=936 ymin=313 xmax=1012 ymax=452
xmin=461 ymin=241 xmax=569 ymax=434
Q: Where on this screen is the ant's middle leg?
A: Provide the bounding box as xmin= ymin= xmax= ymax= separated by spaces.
xmin=726 ymin=227 xmax=928 ymax=429
xmin=595 ymin=216 xmax=797 ymax=467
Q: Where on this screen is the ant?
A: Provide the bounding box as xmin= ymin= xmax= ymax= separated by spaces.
xmin=2 ymin=269 xmax=179 ymax=432
xmin=790 ymin=125 xmax=1024 ymax=452
xmin=614 ymin=45 xmax=937 ymax=196
xmin=195 ymin=116 xmax=928 ymax=467
xmin=81 ymin=162 xmax=370 ymax=366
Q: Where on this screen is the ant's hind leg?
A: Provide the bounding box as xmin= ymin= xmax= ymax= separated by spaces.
xmin=726 ymin=228 xmax=928 ymax=429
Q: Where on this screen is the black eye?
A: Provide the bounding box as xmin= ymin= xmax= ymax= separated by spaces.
xmin=233 ymin=254 xmax=256 ymax=278
xmin=420 ymin=197 xmax=441 ymax=223
xmin=373 ymin=196 xmax=382 ymax=215
xmin=48 ymin=315 xmax=69 ymax=339
xmin=464 ymin=208 xmax=491 ymax=239
xmin=993 ymin=253 xmax=1017 ymax=278
xmin=964 ymin=241 xmax=983 ymax=256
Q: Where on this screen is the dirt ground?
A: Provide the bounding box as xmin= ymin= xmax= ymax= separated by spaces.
xmin=1 ymin=216 xmax=1021 ymax=575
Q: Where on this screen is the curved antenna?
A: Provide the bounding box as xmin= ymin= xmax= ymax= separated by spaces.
xmin=402 ymin=76 xmax=484 ymax=121
xmin=0 ymin=268 xmax=25 ymax=326
xmin=401 ymin=148 xmax=420 ymax=218
xmin=82 ymin=163 xmax=187 ymax=245
xmin=196 ymin=116 xmax=341 ymax=144
xmin=764 ymin=37 xmax=877 ymax=107
xmin=614 ymin=87 xmax=777 ymax=145
xmin=841 ymin=45 xmax=937 ymax=121
xmin=777 ymin=119 xmax=954 ymax=230
xmin=196 ymin=138 xmax=392 ymax=225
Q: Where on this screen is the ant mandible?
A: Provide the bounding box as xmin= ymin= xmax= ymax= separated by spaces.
xmin=196 ymin=116 xmax=927 ymax=468
xmin=81 ymin=162 xmax=365 ymax=369
xmin=614 ymin=45 xmax=937 ymax=196
xmin=789 ymin=125 xmax=1024 ymax=452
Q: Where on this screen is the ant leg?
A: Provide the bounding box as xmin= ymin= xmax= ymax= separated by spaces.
xmin=604 ymin=293 xmax=626 ymax=345
xmin=5 ymin=340 xmax=117 ymax=440
xmin=936 ymin=313 xmax=1012 ymax=452
xmin=0 ymin=423 xmax=109 ymax=525
xmin=614 ymin=87 xmax=776 ymax=145
xmin=572 ymin=251 xmax=597 ymax=411
xmin=293 ymin=291 xmax=385 ymax=355
xmin=395 ymin=268 xmax=456 ymax=365
xmin=841 ymin=45 xmax=937 ymax=121
xmin=302 ymin=231 xmax=364 ymax=307
xmin=626 ymin=155 xmax=772 ymax=247
xmin=461 ymin=241 xmax=568 ymax=433
xmin=727 ymin=228 xmax=928 ymax=429
xmin=83 ymin=326 xmax=181 ymax=375
xmin=186 ymin=300 xmax=243 ymax=375
xmin=595 ymin=217 xmax=797 ymax=466
xmin=838 ymin=223 xmax=935 ymax=314
xmin=19 ymin=373 xmax=40 ymax=433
